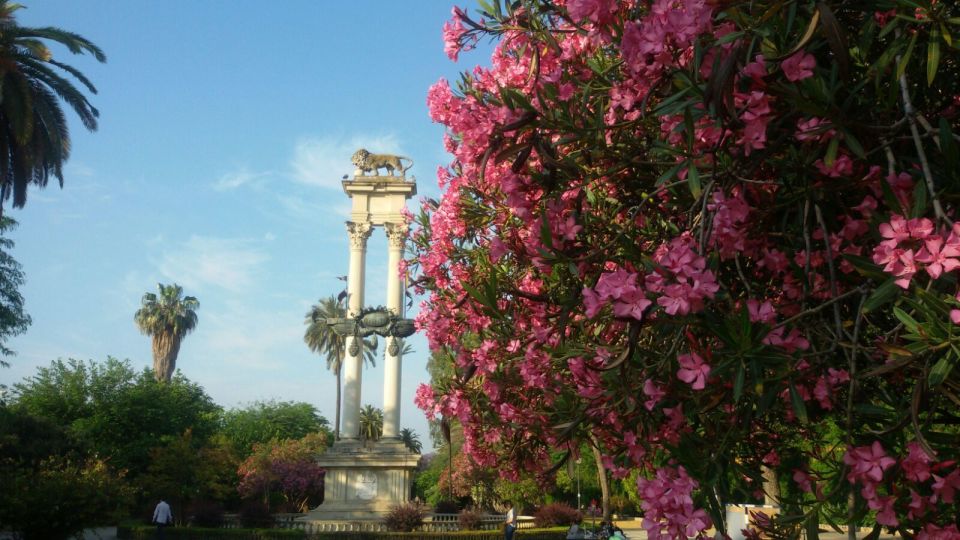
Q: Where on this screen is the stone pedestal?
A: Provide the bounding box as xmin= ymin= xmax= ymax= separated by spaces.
xmin=299 ymin=440 xmax=420 ymax=521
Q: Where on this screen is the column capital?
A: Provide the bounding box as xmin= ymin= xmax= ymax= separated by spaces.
xmin=346 ymin=221 xmax=373 ymax=250
xmin=384 ymin=222 xmax=408 ymax=249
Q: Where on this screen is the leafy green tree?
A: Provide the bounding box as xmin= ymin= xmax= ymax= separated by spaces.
xmin=0 ymin=0 xmax=106 ymax=214
xmin=0 ymin=406 xmax=129 ymax=540
xmin=304 ymin=295 xmax=377 ymax=439
xmin=137 ymin=429 xmax=239 ymax=524
xmin=358 ymin=404 xmax=383 ymax=442
xmin=399 ymin=427 xmax=422 ymax=454
xmin=219 ymin=400 xmax=329 ymax=457
xmin=12 ymin=357 xmax=220 ymax=476
xmin=0 ymin=217 xmax=29 ymax=366
xmin=134 ymin=283 xmax=199 ymax=382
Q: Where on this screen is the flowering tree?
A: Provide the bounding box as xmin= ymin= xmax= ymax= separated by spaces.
xmin=412 ymin=0 xmax=960 ymax=538
xmin=237 ymin=432 xmax=326 ymax=513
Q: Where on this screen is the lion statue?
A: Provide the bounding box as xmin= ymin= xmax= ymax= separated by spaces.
xmin=351 ymin=149 xmax=414 ymax=177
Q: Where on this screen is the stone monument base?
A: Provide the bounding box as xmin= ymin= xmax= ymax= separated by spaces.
xmin=298 ymin=438 xmax=420 ymax=521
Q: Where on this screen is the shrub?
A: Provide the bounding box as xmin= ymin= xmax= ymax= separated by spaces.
xmin=383 ymin=501 xmax=426 ymax=532
xmin=457 ymin=507 xmax=484 ymax=531
xmin=533 ymin=503 xmax=581 ymax=528
xmin=188 ymin=499 xmax=224 ymax=527
xmin=434 ymin=499 xmax=459 ymax=514
xmin=609 ymin=495 xmax=635 ymax=517
xmin=238 ymin=500 xmax=273 ymax=529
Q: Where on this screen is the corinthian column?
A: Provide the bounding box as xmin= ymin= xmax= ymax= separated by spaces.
xmin=342 ymin=221 xmax=372 ymax=440
xmin=382 ymin=222 xmax=407 ymax=440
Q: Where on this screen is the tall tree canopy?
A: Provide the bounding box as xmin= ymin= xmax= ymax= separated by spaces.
xmin=134 ymin=283 xmax=199 ymax=383
xmin=0 ymin=217 xmax=29 ymax=365
xmin=413 ymin=0 xmax=960 ymax=537
xmin=0 ymin=0 xmax=105 ymax=213
xmin=220 ymin=400 xmax=329 ymax=458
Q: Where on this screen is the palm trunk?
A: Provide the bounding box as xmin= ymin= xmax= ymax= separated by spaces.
xmin=152 ymin=333 xmax=181 ymax=383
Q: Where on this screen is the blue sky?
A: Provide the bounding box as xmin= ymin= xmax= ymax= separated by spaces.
xmin=1 ymin=1 xmax=488 ymax=445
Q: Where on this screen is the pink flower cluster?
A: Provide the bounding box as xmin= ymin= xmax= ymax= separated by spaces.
xmin=844 ymin=441 xmax=899 ymax=526
xmin=636 ymin=466 xmax=712 ymax=540
xmin=583 ymin=267 xmax=652 ymax=320
xmin=649 ymin=233 xmax=719 ymax=316
xmin=872 ymin=215 xmax=960 ymax=288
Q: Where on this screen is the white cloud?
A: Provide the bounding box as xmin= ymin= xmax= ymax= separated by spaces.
xmin=213 ymin=167 xmax=272 ymax=191
xmin=291 ymin=134 xmax=404 ymax=189
xmin=155 ymin=235 xmax=268 ymax=292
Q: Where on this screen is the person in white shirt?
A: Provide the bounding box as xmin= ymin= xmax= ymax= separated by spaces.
xmin=153 ymin=499 xmax=173 ymax=539
xmin=504 ymin=501 xmax=517 ymax=540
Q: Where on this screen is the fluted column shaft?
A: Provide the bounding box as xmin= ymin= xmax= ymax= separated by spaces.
xmin=382 ymin=222 xmax=407 ymax=439
xmin=342 ymin=221 xmax=371 ymax=440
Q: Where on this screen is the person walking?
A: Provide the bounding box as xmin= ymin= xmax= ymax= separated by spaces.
xmin=152 ymin=498 xmax=173 ymax=539
xmin=504 ymin=500 xmax=517 ymax=540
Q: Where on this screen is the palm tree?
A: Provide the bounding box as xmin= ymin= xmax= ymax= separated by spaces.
xmin=358 ymin=404 xmax=383 ymax=442
xmin=399 ymin=428 xmax=422 ymax=453
xmin=0 ymin=1 xmax=106 ymax=215
xmin=304 ymin=295 xmax=377 ymax=440
xmin=134 ymin=283 xmax=199 ymax=383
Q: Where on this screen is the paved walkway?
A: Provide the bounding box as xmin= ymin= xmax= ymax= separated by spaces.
xmin=609 ymin=519 xmax=899 ymax=539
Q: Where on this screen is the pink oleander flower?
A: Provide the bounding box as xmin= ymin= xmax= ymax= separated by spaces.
xmin=902 ymin=441 xmax=933 ymax=483
xmin=637 ymin=466 xmax=712 ymax=540
xmin=566 ymin=0 xmax=618 ymax=26
xmin=442 ymin=8 xmax=468 ymax=61
xmin=642 ymin=378 xmax=666 ymax=411
xmin=793 ymin=469 xmax=813 ymax=493
xmin=931 ymin=469 xmax=960 ymax=504
xmin=795 ymin=117 xmax=834 ymax=142
xmin=844 ymin=441 xmax=896 ymax=484
xmin=677 ymin=351 xmax=710 ymax=390
xmin=781 ymin=51 xmax=816 ymax=81
xmin=815 ymin=154 xmax=853 ymax=177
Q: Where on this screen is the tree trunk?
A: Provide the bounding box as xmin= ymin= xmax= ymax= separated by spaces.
xmin=761 ymin=465 xmax=780 ymax=505
xmin=335 ymin=362 xmax=342 ymax=440
xmin=152 ymin=333 xmax=181 ymax=383
xmin=588 ymin=434 xmax=611 ymax=522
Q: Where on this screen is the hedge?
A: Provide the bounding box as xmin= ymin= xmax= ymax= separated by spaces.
xmin=117 ymin=526 xmax=568 ymax=540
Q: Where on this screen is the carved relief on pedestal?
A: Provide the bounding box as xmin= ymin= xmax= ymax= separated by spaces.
xmin=384 ymin=222 xmax=408 ymax=249
xmin=346 ymin=221 xmax=373 ymax=250
xmin=356 ymin=471 xmax=378 ymax=500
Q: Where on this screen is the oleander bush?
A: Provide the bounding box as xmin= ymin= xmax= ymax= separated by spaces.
xmin=533 ymin=503 xmax=581 ymax=528
xmin=457 ymin=507 xmax=484 ymax=530
xmin=385 ymin=501 xmax=427 ymax=532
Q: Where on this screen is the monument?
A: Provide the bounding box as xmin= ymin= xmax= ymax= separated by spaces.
xmin=299 ymin=150 xmax=420 ymax=522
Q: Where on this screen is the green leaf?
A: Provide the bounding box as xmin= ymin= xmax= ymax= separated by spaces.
xmin=842 ymin=129 xmax=866 ymax=159
xmin=940 ymin=117 xmax=959 ymax=181
xmin=893 ymin=306 xmax=920 ymax=333
xmin=733 ymin=363 xmax=746 ymax=402
xmin=688 ymin=164 xmax=702 ymax=199
xmin=789 ymin=383 xmax=809 ymax=423
xmin=862 ymin=278 xmax=900 ymax=313
xmin=927 ymin=30 xmax=941 ymax=85
xmin=824 ymin=137 xmax=839 ymax=166
xmin=911 ymin=178 xmax=928 ymax=218
xmin=928 ymin=354 xmax=954 ymax=387
xmin=897 ymin=32 xmax=918 ymax=80
xmin=842 ymin=253 xmax=886 ymax=279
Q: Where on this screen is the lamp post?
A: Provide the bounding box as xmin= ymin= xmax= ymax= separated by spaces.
xmin=576 ymin=458 xmax=582 ymax=512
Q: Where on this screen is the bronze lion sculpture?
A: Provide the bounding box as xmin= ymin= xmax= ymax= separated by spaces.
xmin=351 ymin=149 xmax=414 ymax=177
